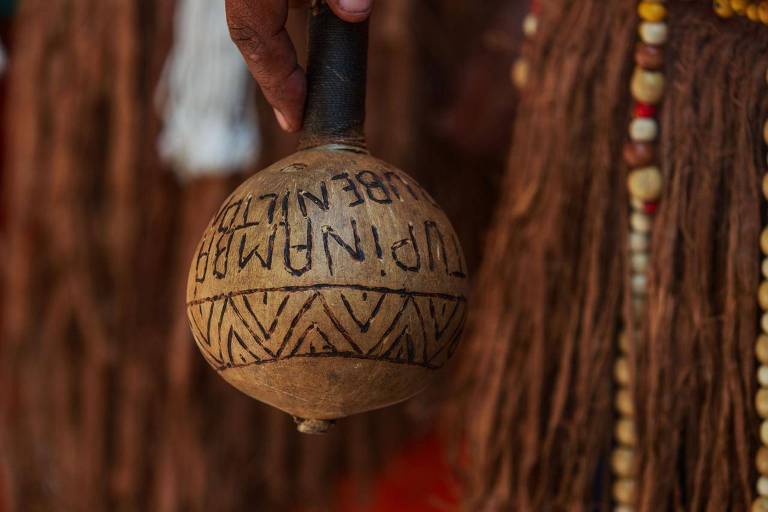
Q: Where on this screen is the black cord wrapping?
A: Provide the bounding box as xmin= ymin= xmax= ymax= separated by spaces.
xmin=298 ymin=0 xmax=369 ymax=150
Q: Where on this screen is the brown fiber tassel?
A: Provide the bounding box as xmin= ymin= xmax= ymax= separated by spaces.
xmin=456 ymin=1 xmax=768 ymax=510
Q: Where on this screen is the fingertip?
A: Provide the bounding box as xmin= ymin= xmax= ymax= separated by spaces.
xmin=273 ymin=108 xmax=295 ymax=132
xmin=327 ymin=0 xmax=373 ymax=22
xmin=272 ymin=67 xmax=306 ymax=132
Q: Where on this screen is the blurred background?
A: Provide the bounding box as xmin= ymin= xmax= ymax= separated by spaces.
xmin=0 ymin=0 xmax=525 ymax=510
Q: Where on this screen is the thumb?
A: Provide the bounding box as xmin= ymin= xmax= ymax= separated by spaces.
xmin=325 ymin=0 xmax=373 ymax=23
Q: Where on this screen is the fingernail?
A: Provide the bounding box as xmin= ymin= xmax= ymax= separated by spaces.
xmin=338 ymin=0 xmax=371 ymax=13
xmin=274 ymin=108 xmax=292 ymax=132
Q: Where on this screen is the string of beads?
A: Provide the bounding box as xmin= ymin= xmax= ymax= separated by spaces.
xmin=613 ymin=1 xmax=668 ymax=510
xmin=751 ymin=60 xmax=768 ymax=512
xmin=511 ymin=0 xmax=539 ymax=89
xmin=714 ymin=0 xmax=768 ymax=23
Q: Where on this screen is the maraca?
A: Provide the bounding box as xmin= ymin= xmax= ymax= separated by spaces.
xmin=186 ymin=1 xmax=469 ymax=433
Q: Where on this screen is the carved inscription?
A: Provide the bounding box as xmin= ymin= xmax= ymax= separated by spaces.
xmin=188 ymin=164 xmax=468 ymax=371
xmin=193 ymin=167 xmax=467 ymax=283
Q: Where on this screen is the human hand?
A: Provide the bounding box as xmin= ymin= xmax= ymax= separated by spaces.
xmin=226 ymin=0 xmax=374 ymax=132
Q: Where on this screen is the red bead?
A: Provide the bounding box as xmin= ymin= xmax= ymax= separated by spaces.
xmin=530 ymin=0 xmax=541 ymax=14
xmin=643 ymin=202 xmax=658 ymax=214
xmin=634 ymin=102 xmax=657 ymax=118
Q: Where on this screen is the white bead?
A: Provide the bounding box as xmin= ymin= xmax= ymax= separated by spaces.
xmin=763 ymin=312 xmax=768 ymax=334
xmin=759 ymin=477 xmax=768 ymax=497
xmin=614 ymin=507 xmax=635 ymax=512
xmin=629 ymin=232 xmax=649 ymax=252
xmin=639 ymin=21 xmax=668 ymax=45
xmin=759 ymin=365 xmax=768 ymax=387
xmin=629 ymin=118 xmax=659 ymax=142
xmin=631 ymin=252 xmax=649 ymax=273
xmin=630 ymin=196 xmax=645 ymax=211
xmin=630 ymin=212 xmax=652 ymax=233
xmin=762 ymin=419 xmax=768 ymax=444
xmin=631 ymin=273 xmax=648 ymax=295
xmin=523 ymin=14 xmax=538 ymax=37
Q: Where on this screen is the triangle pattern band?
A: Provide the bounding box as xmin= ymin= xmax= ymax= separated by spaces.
xmin=187 ymin=284 xmax=467 ymax=370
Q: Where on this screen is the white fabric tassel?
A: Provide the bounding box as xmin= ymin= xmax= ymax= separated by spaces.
xmin=157 ymin=0 xmax=260 ymax=180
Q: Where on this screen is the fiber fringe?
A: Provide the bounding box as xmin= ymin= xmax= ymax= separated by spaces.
xmin=457 ymin=1 xmax=768 ymax=510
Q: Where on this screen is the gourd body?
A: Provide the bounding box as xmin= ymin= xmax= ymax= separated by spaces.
xmin=186 ymin=147 xmax=468 ymax=421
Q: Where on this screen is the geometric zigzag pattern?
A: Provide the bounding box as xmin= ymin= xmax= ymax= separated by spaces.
xmin=186 ymin=284 xmax=467 ymax=370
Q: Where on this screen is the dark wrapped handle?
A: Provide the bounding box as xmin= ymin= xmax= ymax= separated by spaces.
xmin=298 ymin=0 xmax=369 ymax=150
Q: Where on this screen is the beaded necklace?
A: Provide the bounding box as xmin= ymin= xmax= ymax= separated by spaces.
xmin=613 ymin=1 xmax=668 ymax=509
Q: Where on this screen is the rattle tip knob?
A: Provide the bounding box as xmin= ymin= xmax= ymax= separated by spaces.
xmin=294 ymin=417 xmax=336 ymax=434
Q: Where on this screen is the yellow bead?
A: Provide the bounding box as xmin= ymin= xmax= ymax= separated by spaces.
xmin=757 ymin=388 xmax=768 ymax=418
xmin=714 ymin=0 xmax=736 ymax=16
xmin=611 ymin=447 xmax=637 ymax=477
xmin=759 ymin=2 xmax=768 ymax=23
xmin=757 ymin=335 xmax=768 ymax=364
xmin=762 ymin=174 xmax=768 ymax=201
xmin=748 ymin=3 xmax=761 ymax=20
xmin=628 ymin=166 xmax=663 ymax=201
xmin=619 ymin=331 xmax=631 ymax=353
xmin=631 ymin=68 xmax=665 ymax=104
xmin=762 ymin=227 xmax=768 ymax=255
xmin=614 ymin=357 xmax=631 ymax=385
xmin=615 ymin=418 xmax=638 ymax=446
xmin=732 ymin=0 xmax=749 ymax=14
xmin=758 ymin=446 xmax=768 ymax=474
xmin=761 ymin=419 xmax=768 ymax=444
xmin=616 ymin=389 xmax=635 ymax=416
xmin=613 ymin=478 xmax=637 ymax=505
xmin=638 ymin=1 xmax=667 ymax=21
xmin=754 ymin=497 xmax=768 ymax=512
xmin=511 ymin=59 xmax=529 ymax=88
xmin=760 ymin=281 xmax=768 ymax=310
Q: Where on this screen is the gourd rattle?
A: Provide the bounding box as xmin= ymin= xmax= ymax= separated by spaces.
xmin=186 ymin=1 xmax=469 ymax=433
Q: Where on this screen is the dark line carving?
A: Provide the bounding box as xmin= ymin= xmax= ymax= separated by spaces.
xmin=355 ymin=170 xmax=392 ymax=204
xmin=322 ymin=219 xmax=364 ymax=275
xmin=281 ymin=192 xmax=313 ymax=276
xmin=331 ymin=172 xmax=365 ymax=207
xmin=187 ymin=283 xmax=465 ymax=307
xmin=340 ymin=292 xmax=385 ymax=333
xmin=189 ymin=285 xmax=467 ymax=371
xmin=391 ymin=223 xmax=421 ymax=272
xmin=228 ymin=297 xmax=276 ymax=358
xmin=298 ymin=182 xmax=330 ymax=218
